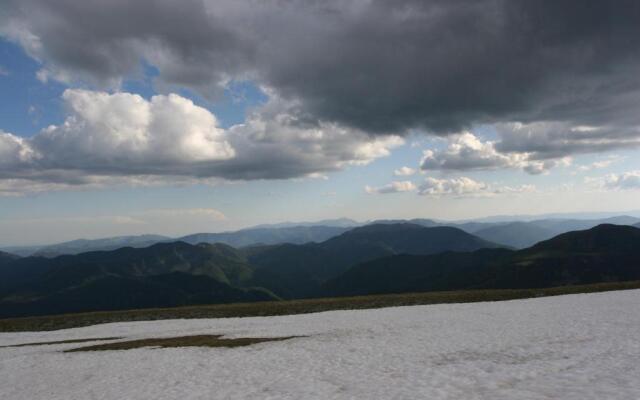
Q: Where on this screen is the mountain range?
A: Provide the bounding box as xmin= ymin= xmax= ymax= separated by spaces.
xmin=1 ymin=222 xmax=640 ymax=318
xmin=5 ymin=215 xmax=640 ymax=257
xmin=1 ymin=226 xmax=351 ymax=258
xmin=0 ymin=224 xmax=500 ymax=317
xmin=179 ymin=225 xmax=351 ymax=248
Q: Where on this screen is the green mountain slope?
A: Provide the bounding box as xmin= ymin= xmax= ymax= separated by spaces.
xmin=0 ymin=224 xmax=500 ymax=315
xmin=179 ymin=225 xmax=351 ymax=247
xmin=0 ymin=242 xmax=276 ymax=318
xmin=1 ymin=272 xmax=275 ymax=318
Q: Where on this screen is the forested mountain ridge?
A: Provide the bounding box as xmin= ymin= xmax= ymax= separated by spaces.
xmin=1 ymin=224 xmax=639 ymax=318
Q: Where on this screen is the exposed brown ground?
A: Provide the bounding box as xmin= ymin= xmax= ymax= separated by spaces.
xmin=64 ymin=334 xmax=300 ymax=352
xmin=1 ymin=337 xmax=122 ymax=348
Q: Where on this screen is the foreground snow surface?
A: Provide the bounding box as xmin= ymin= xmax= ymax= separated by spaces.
xmin=2 ymin=291 xmax=640 ymax=400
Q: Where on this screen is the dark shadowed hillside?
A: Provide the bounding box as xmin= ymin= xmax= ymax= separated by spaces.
xmin=246 ymin=224 xmax=502 ymax=298
xmin=324 ymin=248 xmax=514 ymax=296
xmin=320 ymin=223 xmax=502 ymax=265
xmin=326 ymin=224 xmax=640 ymax=297
xmin=0 ymin=251 xmax=19 ymax=267
xmin=522 ymin=224 xmax=640 ymax=254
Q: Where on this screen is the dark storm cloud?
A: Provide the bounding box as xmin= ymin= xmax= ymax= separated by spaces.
xmin=495 ymin=123 xmax=640 ymax=160
xmin=3 ymin=0 xmax=640 ymax=135
xmin=268 ymin=0 xmax=640 ymax=134
xmin=1 ymin=0 xmax=254 ymax=91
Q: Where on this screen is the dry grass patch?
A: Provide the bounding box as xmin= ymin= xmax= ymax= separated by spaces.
xmin=65 ymin=334 xmax=300 ymax=352
xmin=2 ymin=281 xmax=639 ymax=332
xmin=1 ymin=337 xmax=122 ymax=348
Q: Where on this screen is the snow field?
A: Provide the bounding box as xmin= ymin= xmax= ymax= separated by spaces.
xmin=1 ymin=290 xmax=640 ymax=399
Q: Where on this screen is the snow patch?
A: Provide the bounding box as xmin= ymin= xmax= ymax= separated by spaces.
xmin=1 ymin=290 xmax=640 ymax=399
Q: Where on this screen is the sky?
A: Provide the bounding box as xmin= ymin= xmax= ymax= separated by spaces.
xmin=1 ymin=0 xmax=640 ymax=245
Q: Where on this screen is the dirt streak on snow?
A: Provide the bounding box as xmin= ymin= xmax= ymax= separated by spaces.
xmin=1 ymin=290 xmax=640 ymax=399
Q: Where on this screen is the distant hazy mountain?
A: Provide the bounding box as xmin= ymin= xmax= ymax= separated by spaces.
xmin=529 ymin=216 xmax=640 ymax=234
xmin=180 ymin=225 xmax=352 ymax=248
xmin=368 ymin=218 xmax=439 ymax=227
xmin=1 ymin=224 xmax=355 ymax=257
xmin=250 ymin=218 xmax=360 ymax=229
xmin=0 ymin=242 xmax=277 ymax=318
xmin=326 ymin=224 xmax=640 ymax=297
xmin=321 ymin=223 xmax=501 ymax=262
xmin=7 ymin=215 xmax=639 ymax=257
xmin=471 ymin=217 xmax=640 ymax=248
xmin=0 ymin=245 xmax=42 ymax=257
xmin=368 ymin=218 xmax=515 ymax=235
xmin=28 ymin=234 xmax=171 ymax=258
xmin=473 ymin=222 xmax=557 ymax=248
xmin=466 ymin=210 xmax=640 ymax=223
xmin=449 ymin=221 xmax=507 ymax=233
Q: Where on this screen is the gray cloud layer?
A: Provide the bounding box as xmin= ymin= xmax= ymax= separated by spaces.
xmin=2 ymin=0 xmax=640 ymax=193
xmin=3 ymin=0 xmax=640 ymax=135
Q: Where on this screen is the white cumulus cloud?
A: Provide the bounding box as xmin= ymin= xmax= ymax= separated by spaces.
xmin=420 ymin=131 xmax=572 ymax=175
xmin=418 ymin=177 xmax=489 ymax=197
xmin=34 ymin=89 xmax=235 ymax=166
xmin=418 ymin=177 xmax=536 ymax=197
xmin=602 ymin=171 xmax=640 ymax=190
xmin=0 ymin=90 xmax=404 ymax=195
xmin=394 ymin=166 xmax=416 ymax=176
xmin=365 ymin=181 xmax=416 ymax=194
